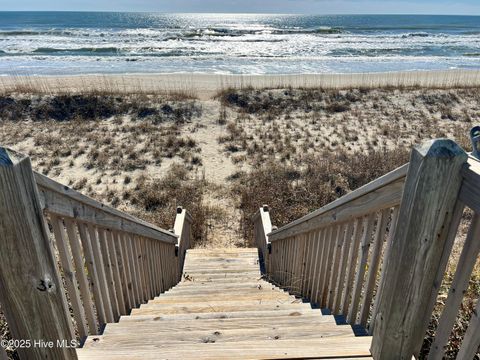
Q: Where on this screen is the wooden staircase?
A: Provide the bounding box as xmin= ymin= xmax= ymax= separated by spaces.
xmin=78 ymin=248 xmax=372 ymax=359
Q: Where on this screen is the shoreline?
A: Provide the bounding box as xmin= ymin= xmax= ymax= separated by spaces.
xmin=1 ymin=69 xmax=480 ymax=99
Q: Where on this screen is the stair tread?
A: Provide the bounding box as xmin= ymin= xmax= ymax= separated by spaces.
xmin=78 ymin=248 xmax=371 ymax=359
xmin=83 ymin=322 xmax=356 ymax=348
xmin=103 ymin=314 xmax=338 ymax=333
xmin=132 ymin=303 xmax=310 ymax=316
xmin=78 ymin=337 xmax=372 ymax=359
xmin=149 ymin=297 xmax=294 ymax=306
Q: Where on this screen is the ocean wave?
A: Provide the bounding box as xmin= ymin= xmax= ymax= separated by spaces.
xmin=0 ymin=29 xmax=75 ymax=36
xmin=162 ymin=26 xmax=345 ymax=40
xmin=401 ymin=32 xmax=430 ymax=38
xmin=32 ymin=47 xmax=120 ymax=55
xmin=463 ymin=52 xmax=480 ymax=57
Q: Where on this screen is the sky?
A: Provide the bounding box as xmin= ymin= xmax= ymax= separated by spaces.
xmin=1 ymin=0 xmax=480 ymax=15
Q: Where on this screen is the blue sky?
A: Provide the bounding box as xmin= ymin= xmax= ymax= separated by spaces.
xmin=1 ymin=0 xmax=480 ymax=15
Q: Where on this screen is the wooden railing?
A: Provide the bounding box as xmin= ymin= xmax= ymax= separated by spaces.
xmin=254 ymin=138 xmax=480 ymax=359
xmin=0 ymin=147 xmax=192 ymax=359
xmin=174 ymin=206 xmax=193 ymax=280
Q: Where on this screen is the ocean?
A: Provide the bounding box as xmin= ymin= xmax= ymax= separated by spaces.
xmin=1 ymin=12 xmax=480 ymax=75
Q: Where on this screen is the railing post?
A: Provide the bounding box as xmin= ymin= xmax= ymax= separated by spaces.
xmin=0 ymin=148 xmax=77 ymax=359
xmin=253 ymin=205 xmax=272 ymax=273
xmin=174 ymin=206 xmax=192 ymax=281
xmin=371 ymin=139 xmax=467 ymax=359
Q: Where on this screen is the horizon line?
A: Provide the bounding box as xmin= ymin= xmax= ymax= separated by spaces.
xmin=1 ymin=10 xmax=480 ymax=16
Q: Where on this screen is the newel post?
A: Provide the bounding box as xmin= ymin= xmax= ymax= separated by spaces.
xmin=371 ymin=139 xmax=467 ymax=359
xmin=0 ymin=148 xmax=77 ymax=359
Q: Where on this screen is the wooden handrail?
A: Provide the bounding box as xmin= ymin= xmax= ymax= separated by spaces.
xmin=268 ymin=163 xmax=408 ymax=242
xmin=255 ymin=138 xmax=480 ymax=359
xmin=35 ymin=171 xmax=178 ymax=244
xmin=0 ymin=147 xmax=187 ymax=359
xmin=0 ymin=148 xmax=77 ymax=359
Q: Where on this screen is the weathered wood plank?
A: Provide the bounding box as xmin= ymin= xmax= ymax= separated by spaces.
xmin=333 ymin=221 xmax=355 ymax=314
xmin=83 ymin=323 xmax=354 ymax=348
xmin=78 ymin=222 xmax=106 ymax=325
xmin=340 ymin=218 xmax=362 ymax=315
xmin=359 ymin=209 xmax=389 ymax=328
xmin=347 ymin=214 xmax=374 ymax=324
xmin=321 ymin=225 xmax=338 ymax=307
xmin=98 ymin=228 xmax=120 ymax=321
xmin=371 ymin=139 xmax=467 ymax=359
xmin=51 ymin=215 xmax=88 ymax=339
xmin=0 ymin=147 xmax=77 ymax=359
xmin=65 ymin=219 xmax=98 ymax=335
xmin=456 ymin=293 xmax=480 ymax=359
xmin=88 ymin=225 xmax=115 ymax=323
xmin=103 ymin=313 xmax=336 ymax=333
xmin=107 ymin=231 xmax=126 ymax=316
xmin=327 ymin=223 xmax=346 ymax=309
xmin=269 ymin=164 xmax=407 ymax=241
xmin=77 ymin=337 xmax=372 ymax=359
xmin=427 ymin=213 xmax=480 ymax=359
xmin=115 ymin=232 xmax=132 ymax=312
xmin=35 ymin=171 xmax=177 ymax=245
xmin=369 ymin=206 xmax=399 ymax=334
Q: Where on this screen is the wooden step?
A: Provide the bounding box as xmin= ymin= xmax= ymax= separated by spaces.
xmin=79 ymin=248 xmax=372 ymax=359
xmin=131 ymin=301 xmax=309 ymax=315
xmin=83 ymin=322 xmax=355 ymax=348
xmin=149 ymin=293 xmax=294 ymax=304
xmin=103 ymin=314 xmax=338 ymax=334
xmin=164 ymin=282 xmax=285 ymax=296
xmin=118 ymin=309 xmax=328 ymax=323
xmin=77 ymin=337 xmax=372 ymax=359
xmin=178 ymin=277 xmax=265 ymax=285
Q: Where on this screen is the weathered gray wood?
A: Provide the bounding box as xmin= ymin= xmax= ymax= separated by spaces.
xmin=314 ymin=226 xmax=330 ymax=305
xmin=359 ymin=208 xmax=389 ymax=327
xmin=321 ymin=225 xmax=338 ymax=307
xmin=35 ymin=172 xmax=177 ymax=245
xmin=145 ymin=239 xmax=155 ymax=298
xmin=88 ymin=225 xmax=115 ymax=323
xmin=456 ymin=293 xmax=480 ymax=359
xmin=98 ymin=229 xmax=120 ymax=321
xmin=369 ymin=206 xmax=399 ymax=335
xmin=107 ymin=231 xmax=126 ymax=316
xmin=327 ymin=223 xmax=346 ymax=309
xmin=427 ymin=213 xmax=480 ymax=359
xmin=459 ymin=155 xmax=480 ymax=213
xmin=132 ymin=236 xmax=147 ymax=303
xmin=125 ymin=234 xmax=141 ymax=307
xmin=371 ymin=139 xmax=467 ymax=359
xmin=347 ymin=214 xmax=374 ymax=324
xmin=65 ymin=219 xmax=98 ymax=335
xmin=303 ymin=230 xmax=316 ymax=298
xmin=269 ymin=164 xmax=407 ymax=242
xmin=78 ymin=222 xmax=106 ymax=325
xmin=340 ymin=218 xmax=362 ymax=315
xmin=333 ymin=221 xmax=354 ymax=314
xmin=115 ymin=232 xmax=132 ymax=312
xmin=51 ymin=215 xmax=89 ymax=339
xmin=252 ymin=206 xmax=273 ymax=272
xmin=308 ymin=229 xmax=323 ymax=302
xmin=0 ymin=147 xmax=77 ymax=359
